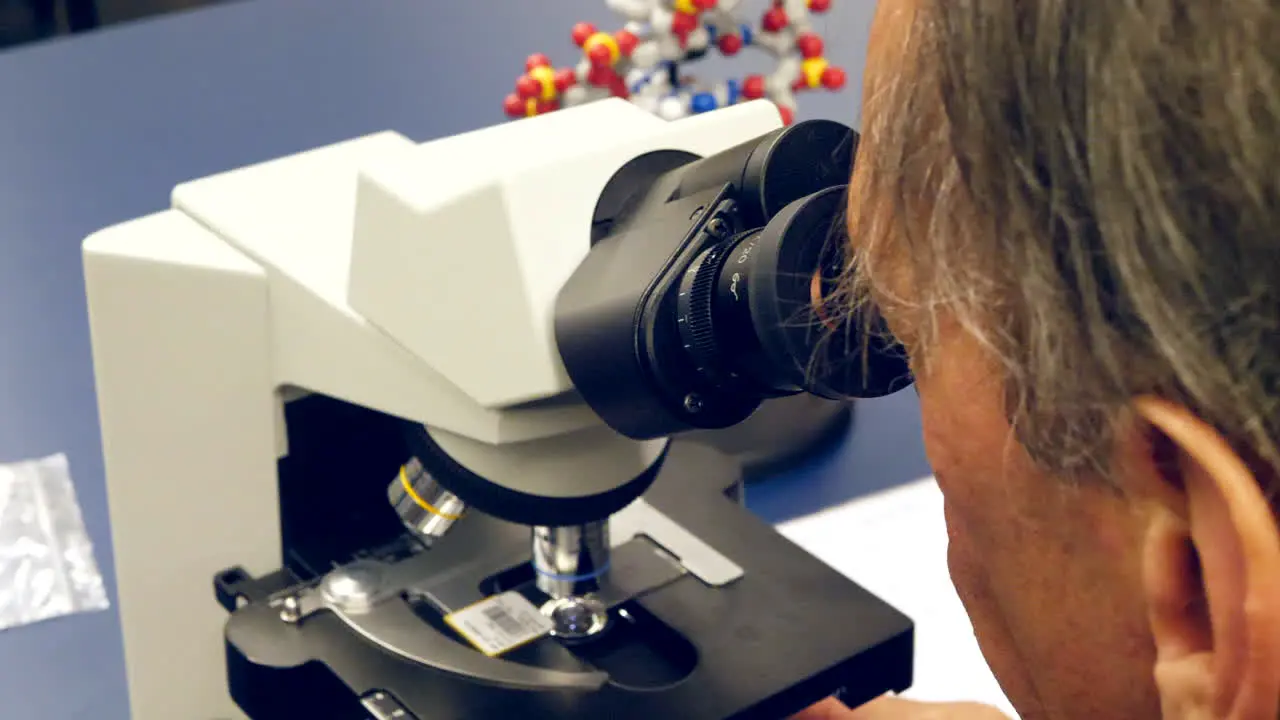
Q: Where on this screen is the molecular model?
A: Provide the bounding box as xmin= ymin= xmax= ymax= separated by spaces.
xmin=503 ymin=0 xmax=844 ymax=125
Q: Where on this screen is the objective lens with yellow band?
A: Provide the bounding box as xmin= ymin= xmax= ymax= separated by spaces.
xmin=388 ymin=456 xmax=467 ymax=545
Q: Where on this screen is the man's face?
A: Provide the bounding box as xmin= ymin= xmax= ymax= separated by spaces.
xmin=904 ymin=327 xmax=1161 ymax=720
xmin=852 ymin=3 xmax=1165 ymax=718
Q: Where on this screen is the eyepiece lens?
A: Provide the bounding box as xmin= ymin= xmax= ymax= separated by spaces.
xmin=673 ymin=187 xmax=912 ymax=404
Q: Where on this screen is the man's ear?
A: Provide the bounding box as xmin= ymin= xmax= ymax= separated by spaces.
xmin=1128 ymin=397 xmax=1280 ymax=720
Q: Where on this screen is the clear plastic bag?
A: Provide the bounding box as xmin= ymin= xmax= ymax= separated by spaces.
xmin=0 ymin=453 xmax=109 ymax=630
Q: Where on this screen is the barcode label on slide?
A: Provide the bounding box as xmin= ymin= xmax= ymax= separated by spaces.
xmin=483 ymin=603 xmax=526 ymax=636
xmin=444 ymin=591 xmax=554 ymax=656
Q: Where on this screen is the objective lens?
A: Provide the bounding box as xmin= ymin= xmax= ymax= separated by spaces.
xmin=388 ymin=457 xmax=467 ymax=545
xmin=531 ymin=521 xmax=611 ymax=599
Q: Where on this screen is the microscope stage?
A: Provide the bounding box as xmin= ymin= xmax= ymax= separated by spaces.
xmin=218 ymin=441 xmax=913 ymax=719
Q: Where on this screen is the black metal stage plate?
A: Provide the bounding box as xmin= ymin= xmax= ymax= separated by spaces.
xmin=218 ymin=441 xmax=913 ymax=719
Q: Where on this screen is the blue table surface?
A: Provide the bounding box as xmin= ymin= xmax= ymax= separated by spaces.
xmin=0 ymin=1 xmax=928 ymax=717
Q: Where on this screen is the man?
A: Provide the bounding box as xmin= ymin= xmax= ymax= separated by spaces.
xmin=798 ymin=1 xmax=1280 ymax=718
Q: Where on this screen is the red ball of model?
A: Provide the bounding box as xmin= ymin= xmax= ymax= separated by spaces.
xmin=671 ymin=12 xmax=698 ymax=35
xmin=821 ymin=66 xmax=847 ymax=90
xmin=572 ymin=22 xmax=596 ymax=47
xmin=503 ymin=94 xmax=526 ymax=118
xmin=615 ymin=30 xmax=639 ymax=56
xmin=808 ymin=0 xmax=832 ymax=12
xmin=743 ymin=74 xmax=766 ymax=99
xmin=515 ymin=74 xmax=541 ymax=100
xmin=718 ymin=33 xmax=743 ymax=55
xmin=554 ymin=68 xmax=577 ymax=91
xmin=525 ymin=53 xmax=550 ymax=72
xmin=587 ymin=42 xmax=613 ymax=67
xmin=587 ymin=65 xmax=618 ymax=87
xmin=694 ymin=0 xmax=718 ymax=8
xmin=776 ymin=104 xmax=794 ymax=126
xmin=762 ymin=7 xmax=788 ymax=32
xmin=796 ymin=33 xmax=823 ymax=59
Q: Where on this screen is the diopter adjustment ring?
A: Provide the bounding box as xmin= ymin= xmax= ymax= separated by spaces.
xmin=676 ymin=243 xmax=730 ymax=383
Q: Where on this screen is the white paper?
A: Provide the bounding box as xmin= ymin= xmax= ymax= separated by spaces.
xmin=778 ymin=477 xmax=1018 ymax=717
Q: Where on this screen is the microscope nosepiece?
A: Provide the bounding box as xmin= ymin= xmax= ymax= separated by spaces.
xmin=389 ymin=457 xmax=466 ymax=545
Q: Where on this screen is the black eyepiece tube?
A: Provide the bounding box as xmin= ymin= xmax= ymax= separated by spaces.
xmin=555 ymin=119 xmax=913 ymax=441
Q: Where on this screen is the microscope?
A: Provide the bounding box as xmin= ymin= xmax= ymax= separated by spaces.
xmin=83 ymin=98 xmax=914 ymax=719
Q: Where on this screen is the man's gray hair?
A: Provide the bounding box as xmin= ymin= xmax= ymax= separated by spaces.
xmin=843 ymin=0 xmax=1280 ymax=491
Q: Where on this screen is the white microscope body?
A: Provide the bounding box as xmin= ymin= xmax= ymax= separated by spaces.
xmin=83 ymin=98 xmax=783 ymax=720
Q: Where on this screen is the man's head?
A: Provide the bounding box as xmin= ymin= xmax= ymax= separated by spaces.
xmin=843 ymin=1 xmax=1280 ymax=718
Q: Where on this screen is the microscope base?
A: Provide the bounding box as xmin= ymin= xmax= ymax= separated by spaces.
xmin=217 ymin=442 xmax=913 ymax=719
